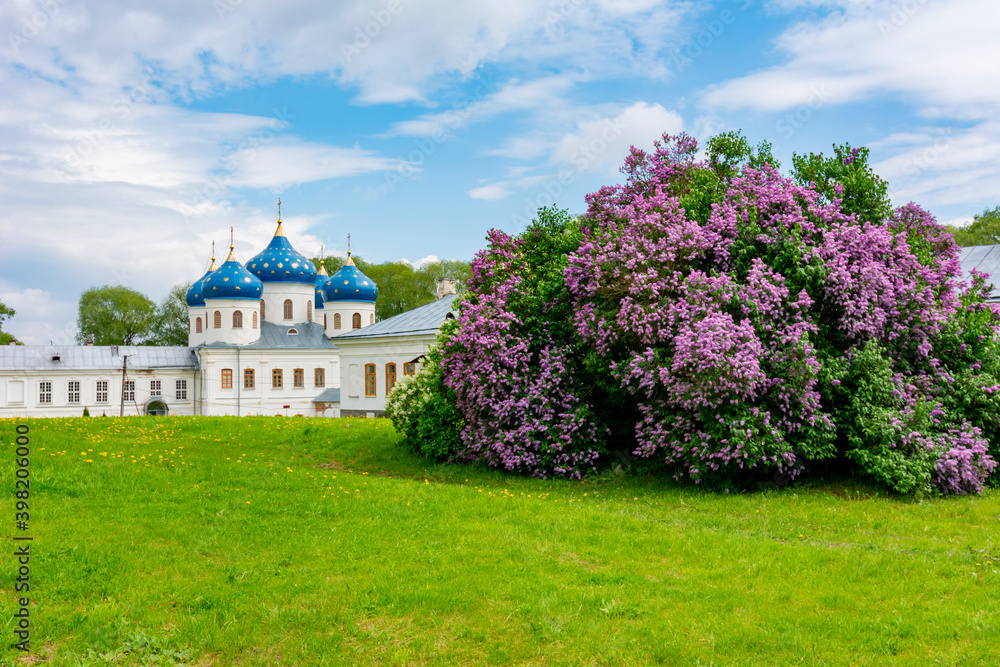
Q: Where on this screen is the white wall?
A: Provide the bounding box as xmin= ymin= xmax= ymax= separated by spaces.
xmin=0 ymin=368 xmax=196 ymax=417
xmin=261 ymin=283 xmax=316 ymax=326
xmin=323 ymin=300 xmax=376 ymax=336
xmin=335 ymin=334 xmax=435 ymax=417
xmin=195 ymin=347 xmax=339 ymax=417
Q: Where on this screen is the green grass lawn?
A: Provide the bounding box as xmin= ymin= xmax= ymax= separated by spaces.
xmin=1 ymin=416 xmax=998 ymax=666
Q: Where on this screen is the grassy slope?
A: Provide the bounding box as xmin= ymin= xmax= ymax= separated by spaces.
xmin=1 ymin=416 xmax=998 ymax=666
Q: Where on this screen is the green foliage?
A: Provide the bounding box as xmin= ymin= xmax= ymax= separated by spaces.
xmin=0 ymin=299 xmax=20 ymax=345
xmin=148 ymin=283 xmax=191 ymax=346
xmin=384 ymin=334 xmax=464 ymax=460
xmin=706 ymin=130 xmax=780 ymax=181
xmin=83 ymin=406 xmax=91 ymax=417
xmin=791 ymin=143 xmax=891 ymax=224
xmin=76 ymin=285 xmax=158 ymax=346
xmin=947 ymin=205 xmax=1000 ymax=246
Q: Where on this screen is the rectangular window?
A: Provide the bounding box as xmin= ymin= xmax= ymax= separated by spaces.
xmin=244 ymin=368 xmax=255 ymax=389
xmin=150 ymin=379 xmax=161 ymax=395
xmin=39 ymin=381 xmax=52 ymax=404
xmin=221 ymin=369 xmax=233 ymax=389
xmin=68 ymin=381 xmax=80 ymax=404
xmin=314 ymin=368 xmax=325 ymax=388
xmin=365 ymin=364 xmax=376 ymax=397
xmin=176 ymin=379 xmax=187 ymax=400
xmin=385 ymin=363 xmax=397 ymax=394
xmin=7 ymin=380 xmax=25 ymax=405
xmin=293 ymin=368 xmax=304 ymax=388
xmin=272 ymin=369 xmax=283 ymax=389
xmin=124 ymin=380 xmax=135 ymax=402
xmin=96 ymin=380 xmax=109 ymax=403
xmin=403 ymin=362 xmax=416 ymax=376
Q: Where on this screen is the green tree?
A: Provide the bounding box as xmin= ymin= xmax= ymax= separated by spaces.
xmin=0 ymin=299 xmax=20 ymax=345
xmin=791 ymin=143 xmax=891 ymax=224
xmin=416 ymin=260 xmax=473 ymax=296
xmin=76 ymin=285 xmax=157 ymax=346
xmin=947 ymin=206 xmax=1000 ymax=247
xmin=149 ymin=284 xmax=191 ymax=346
xmin=706 ymin=130 xmax=779 ymax=182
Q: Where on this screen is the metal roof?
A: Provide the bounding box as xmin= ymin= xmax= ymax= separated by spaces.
xmin=311 ymin=388 xmax=341 ymax=403
xmin=333 ymin=294 xmax=458 ymax=340
xmin=0 ymin=345 xmax=197 ymax=371
xmin=958 ymin=245 xmax=1000 ymax=301
xmin=199 ymin=321 xmax=337 ymax=350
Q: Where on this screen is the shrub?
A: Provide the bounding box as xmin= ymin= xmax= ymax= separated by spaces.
xmin=412 ymin=132 xmax=1000 ymax=496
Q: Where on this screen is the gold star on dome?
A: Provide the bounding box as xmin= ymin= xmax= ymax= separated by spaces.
xmin=278 ymin=263 xmax=284 ymax=268
xmin=263 ymin=263 xmax=269 ymax=268
xmin=223 ymin=277 xmax=229 ymax=282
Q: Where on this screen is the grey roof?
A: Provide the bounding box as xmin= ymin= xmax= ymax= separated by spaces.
xmin=958 ymin=245 xmax=1000 ymax=301
xmin=333 ymin=294 xmax=458 ymax=340
xmin=200 ymin=321 xmax=337 ymax=350
xmin=311 ymin=388 xmax=341 ymax=403
xmin=0 ymin=345 xmax=196 ymax=372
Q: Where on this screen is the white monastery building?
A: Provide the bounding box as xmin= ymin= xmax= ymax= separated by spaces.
xmin=0 ymin=214 xmax=458 ymax=418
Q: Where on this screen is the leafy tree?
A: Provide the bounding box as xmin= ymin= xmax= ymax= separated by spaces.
xmin=791 ymin=143 xmax=891 ymax=224
xmin=0 ymin=299 xmax=20 ymax=345
xmin=149 ymin=284 xmax=191 ymax=346
xmin=76 ymin=286 xmax=157 ymax=346
xmin=947 ymin=205 xmax=1000 ymax=246
xmin=706 ymin=130 xmax=779 ymax=182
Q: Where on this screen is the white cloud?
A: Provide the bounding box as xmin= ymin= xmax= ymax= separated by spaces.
xmin=552 ymin=101 xmax=684 ymax=175
xmin=700 ymin=0 xmax=1000 ymax=118
xmin=468 ymin=183 xmax=513 ymax=201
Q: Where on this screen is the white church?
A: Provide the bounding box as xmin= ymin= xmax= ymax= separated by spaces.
xmin=0 ymin=214 xmax=458 ymax=418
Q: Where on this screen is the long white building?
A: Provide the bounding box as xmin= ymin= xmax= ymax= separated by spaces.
xmin=0 ymin=215 xmax=457 ymax=418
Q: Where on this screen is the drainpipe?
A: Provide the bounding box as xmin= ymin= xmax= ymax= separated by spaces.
xmin=236 ymin=346 xmax=241 ymax=417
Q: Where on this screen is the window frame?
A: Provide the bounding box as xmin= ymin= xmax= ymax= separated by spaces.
xmin=39 ymin=381 xmax=52 ymax=404
xmin=293 ymin=368 xmax=305 ymax=388
xmin=175 ymin=379 xmax=188 ymax=400
xmin=221 ymin=368 xmax=233 ymax=389
xmin=334 ymin=313 xmax=341 ymax=330
xmin=272 ymin=368 xmax=283 ymax=389
xmin=283 ymin=299 xmax=293 ymax=320
xmin=364 ymin=363 xmax=376 ymax=397
xmin=233 ymin=310 xmax=243 ymax=329
xmin=68 ymin=380 xmax=81 ymax=404
xmin=352 ymin=312 xmax=362 ymax=329
xmin=385 ymin=363 xmax=397 ymax=394
xmin=123 ymin=380 xmax=135 ymax=402
xmin=96 ymin=380 xmax=109 ymax=403
xmin=403 ymin=362 xmax=416 ymax=376
xmin=314 ymin=368 xmax=325 ymax=388
xmin=214 ymin=311 xmax=222 ymax=328
xmin=195 ymin=317 xmax=202 ymax=333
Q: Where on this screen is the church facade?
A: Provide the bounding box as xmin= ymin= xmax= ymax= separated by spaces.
xmin=0 ymin=215 xmax=456 ymax=418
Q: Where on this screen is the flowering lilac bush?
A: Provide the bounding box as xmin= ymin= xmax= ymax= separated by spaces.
xmin=395 ymin=133 xmax=999 ymax=495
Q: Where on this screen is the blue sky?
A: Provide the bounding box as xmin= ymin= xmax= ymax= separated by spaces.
xmin=1 ymin=0 xmax=998 ymax=344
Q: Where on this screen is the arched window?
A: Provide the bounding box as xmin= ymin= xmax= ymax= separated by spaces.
xmin=370 ymin=313 xmax=375 ymax=325
xmin=365 ymin=364 xmax=376 ymax=396
xmin=252 ymin=311 xmax=258 ymax=329
xmin=260 ymin=299 xmax=265 ymax=320
xmin=233 ymin=310 xmax=243 ymax=328
xmin=386 ymin=363 xmax=397 ymax=394
xmin=307 ymin=300 xmax=313 ymax=322
xmin=214 ymin=311 xmax=222 ymax=328
xmin=283 ymin=299 xmax=293 ymax=320
xmin=195 ymin=317 xmax=202 ymax=333
xmin=352 ymin=312 xmax=362 ymax=329
xmin=334 ymin=313 xmax=341 ymax=330
xmin=324 ymin=314 xmax=328 ymax=329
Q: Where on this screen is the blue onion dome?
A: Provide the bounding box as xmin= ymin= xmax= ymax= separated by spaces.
xmin=323 ymin=254 xmax=377 ymax=302
xmin=314 ymin=264 xmax=329 ymax=309
xmin=203 ymin=246 xmax=263 ymax=300
xmin=186 ymin=254 xmax=218 ymax=307
xmin=246 ymin=219 xmax=318 ymax=284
